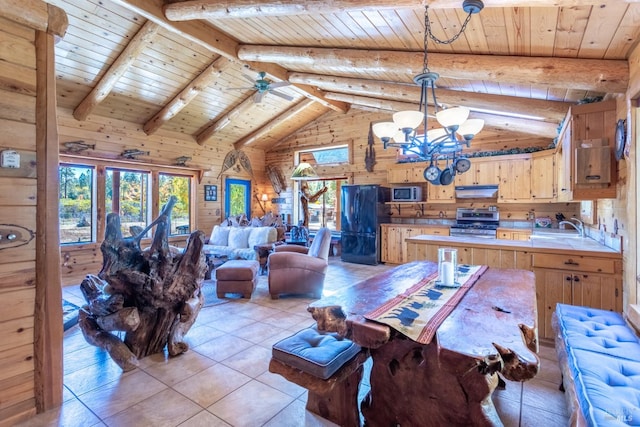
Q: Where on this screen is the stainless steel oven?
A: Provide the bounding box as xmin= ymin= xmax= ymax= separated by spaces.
xmin=449 ymin=208 xmax=499 ymax=238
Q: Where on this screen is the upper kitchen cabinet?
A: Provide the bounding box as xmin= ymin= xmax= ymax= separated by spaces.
xmin=454 ymin=157 xmax=499 ymax=187
xmin=557 ymin=100 xmax=617 ymax=201
xmin=388 ymin=163 xmax=425 ymax=184
xmin=496 ymin=155 xmax=532 ymax=203
xmin=530 ymin=151 xmax=556 ymax=202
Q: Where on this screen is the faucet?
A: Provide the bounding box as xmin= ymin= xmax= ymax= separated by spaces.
xmin=559 ymin=217 xmax=584 ymax=238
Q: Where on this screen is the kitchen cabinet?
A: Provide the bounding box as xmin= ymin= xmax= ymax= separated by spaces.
xmin=381 ymin=224 xmax=449 ymax=264
xmin=387 ymin=164 xmax=424 ymax=184
xmin=556 ymin=100 xmax=617 ymax=201
xmin=426 ymin=181 xmax=455 ymax=202
xmin=496 ymin=228 xmax=531 ymax=241
xmin=454 ymin=157 xmax=499 ymax=186
xmin=532 ymin=253 xmax=622 ymax=339
xmin=530 ymin=151 xmax=556 ymax=201
xmin=497 ymin=156 xmax=531 ymax=202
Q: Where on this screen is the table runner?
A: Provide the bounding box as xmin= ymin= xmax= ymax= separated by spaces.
xmin=364 ymin=264 xmax=488 ymax=344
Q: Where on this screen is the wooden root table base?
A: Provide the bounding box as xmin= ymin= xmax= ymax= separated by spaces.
xmin=362 ymin=335 xmax=501 ymax=426
xmin=308 ymin=261 xmax=539 ymax=427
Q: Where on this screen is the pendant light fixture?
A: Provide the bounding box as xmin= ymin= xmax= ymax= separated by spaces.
xmin=372 ymin=1 xmax=485 ymax=184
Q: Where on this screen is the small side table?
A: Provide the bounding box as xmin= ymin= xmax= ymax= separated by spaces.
xmin=285 ymin=239 xmax=308 ymax=247
xmin=254 ymin=243 xmax=275 ymax=275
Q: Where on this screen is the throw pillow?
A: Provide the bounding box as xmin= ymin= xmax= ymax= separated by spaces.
xmin=248 ymin=226 xmax=276 ymax=248
xmin=209 ymin=225 xmax=231 ymax=246
xmin=228 ymin=227 xmax=252 ymax=249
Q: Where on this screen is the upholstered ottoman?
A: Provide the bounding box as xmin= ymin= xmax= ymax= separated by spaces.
xmin=215 ymin=259 xmax=259 ymax=298
xmin=269 ymin=325 xmax=368 ymax=427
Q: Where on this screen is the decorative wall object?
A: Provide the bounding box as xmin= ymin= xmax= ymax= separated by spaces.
xmin=204 ymin=185 xmax=217 ymax=201
xmin=217 ymin=149 xmax=253 ymax=178
xmin=266 ymin=163 xmax=287 ymax=194
xmin=365 ymin=122 xmax=376 ymax=172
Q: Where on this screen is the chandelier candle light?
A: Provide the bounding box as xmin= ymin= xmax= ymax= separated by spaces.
xmin=372 ymin=1 xmax=485 ymax=186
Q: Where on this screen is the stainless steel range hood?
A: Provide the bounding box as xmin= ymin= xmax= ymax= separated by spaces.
xmin=455 ymin=185 xmax=499 ymax=199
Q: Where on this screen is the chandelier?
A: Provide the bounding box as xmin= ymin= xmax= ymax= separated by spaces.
xmin=372 ymin=1 xmax=485 ymax=185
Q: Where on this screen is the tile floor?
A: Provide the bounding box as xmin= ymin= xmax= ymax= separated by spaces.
xmin=18 ymin=259 xmax=569 ymax=427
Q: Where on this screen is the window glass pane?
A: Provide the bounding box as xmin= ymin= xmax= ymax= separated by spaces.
xmin=159 ymin=174 xmax=191 ymax=235
xmin=106 ymin=169 xmax=150 ymax=237
xmin=59 ymin=165 xmax=94 ymax=244
xmin=299 ymin=145 xmax=349 ymax=165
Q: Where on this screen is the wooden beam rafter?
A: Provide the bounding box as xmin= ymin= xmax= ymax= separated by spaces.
xmin=0 ymin=0 xmax=68 ymax=37
xmin=196 ymin=95 xmax=256 ymax=145
xmin=164 ymin=0 xmax=640 ymax=20
xmin=239 ymin=46 xmax=628 ymax=94
xmin=143 ymin=57 xmax=232 ymax=135
xmin=234 ymin=98 xmax=319 ymax=149
xmin=297 ymin=74 xmax=571 ymax=122
xmin=73 ymin=21 xmax=160 ymax=121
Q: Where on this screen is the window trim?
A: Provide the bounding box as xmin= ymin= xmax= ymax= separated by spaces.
xmin=59 ymin=155 xmax=199 ymax=245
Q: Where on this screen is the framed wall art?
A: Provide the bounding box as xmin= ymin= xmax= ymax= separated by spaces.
xmin=204 ymin=185 xmax=217 ymax=201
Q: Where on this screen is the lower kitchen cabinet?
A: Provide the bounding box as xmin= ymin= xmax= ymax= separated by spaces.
xmin=381 ymin=224 xmax=449 ymax=264
xmin=496 ymin=228 xmax=532 ymax=241
xmin=533 ymin=253 xmax=622 ymax=339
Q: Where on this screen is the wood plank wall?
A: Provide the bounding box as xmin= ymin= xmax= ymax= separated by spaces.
xmin=0 ymin=16 xmax=39 ymax=425
xmin=55 ymin=109 xmax=267 ymax=286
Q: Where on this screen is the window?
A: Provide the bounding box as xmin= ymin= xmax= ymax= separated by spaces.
xmin=225 ymin=178 xmax=251 ymax=217
xmin=301 ymin=179 xmax=348 ymax=232
xmin=159 ymin=173 xmax=191 ymax=235
xmin=106 ymin=169 xmax=151 ymax=237
xmin=59 ymin=165 xmax=95 ymax=244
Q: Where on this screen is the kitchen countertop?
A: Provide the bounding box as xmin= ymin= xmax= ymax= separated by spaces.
xmin=405 ymin=234 xmax=621 ymax=257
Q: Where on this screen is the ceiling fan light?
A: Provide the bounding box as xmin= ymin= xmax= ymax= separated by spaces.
xmin=457 ymin=118 xmax=485 ymax=137
xmin=372 ymin=122 xmax=398 ymax=139
xmin=436 ymin=106 xmax=470 ymax=129
xmin=393 ymin=110 xmax=424 ymax=130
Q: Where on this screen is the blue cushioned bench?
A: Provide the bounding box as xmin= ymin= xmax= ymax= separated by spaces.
xmin=552 ymin=303 xmax=640 ymax=426
xmin=269 ymin=325 xmax=368 ymax=427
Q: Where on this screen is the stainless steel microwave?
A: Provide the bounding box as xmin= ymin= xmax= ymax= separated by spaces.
xmin=391 ymin=186 xmax=422 ymax=202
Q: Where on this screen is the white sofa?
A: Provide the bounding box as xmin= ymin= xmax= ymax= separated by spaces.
xmin=203 ymin=225 xmax=278 ymax=260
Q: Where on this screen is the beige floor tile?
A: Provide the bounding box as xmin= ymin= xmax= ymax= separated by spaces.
xmin=207 ymin=380 xmax=295 ymax=426
xmin=77 ymin=370 xmax=167 ymax=419
xmin=231 ymin=321 xmax=287 ymax=344
xmin=172 ymin=363 xmax=251 ymax=408
xmin=103 ymin=389 xmax=201 ymax=427
xmin=192 ymin=334 xmax=253 ymax=362
xmin=15 ymin=398 xmax=102 ymax=427
xmin=256 ymin=329 xmax=298 ymax=350
xmin=64 ymin=345 xmax=112 ymax=376
xmin=255 ymin=371 xmax=306 ymax=399
xmin=64 ymin=356 xmax=135 ymax=396
xmin=208 ymin=315 xmax=257 ymax=334
xmin=262 ymin=398 xmax=338 ymax=427
xmin=221 ymin=344 xmax=272 ymax=378
xmin=178 ymin=410 xmax=231 ymax=427
xmin=182 ymin=324 xmax=227 ymax=348
xmin=142 ymin=350 xmax=217 ymax=386
xmin=260 ymin=311 xmax=311 ymax=330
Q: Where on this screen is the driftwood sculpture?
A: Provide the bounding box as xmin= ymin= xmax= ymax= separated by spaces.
xmin=78 ymin=196 xmax=208 ymax=371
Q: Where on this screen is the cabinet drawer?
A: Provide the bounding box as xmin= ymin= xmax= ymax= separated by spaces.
xmin=532 ymin=253 xmax=615 ymax=274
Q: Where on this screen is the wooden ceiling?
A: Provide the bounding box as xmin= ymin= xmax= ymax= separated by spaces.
xmin=47 ymin=0 xmax=640 ymax=152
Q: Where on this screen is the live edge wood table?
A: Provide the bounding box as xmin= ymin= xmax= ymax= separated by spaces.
xmin=307 ymin=261 xmax=539 ymax=427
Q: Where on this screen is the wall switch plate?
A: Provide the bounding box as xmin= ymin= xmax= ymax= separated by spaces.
xmin=1 ymin=150 xmax=20 ymax=168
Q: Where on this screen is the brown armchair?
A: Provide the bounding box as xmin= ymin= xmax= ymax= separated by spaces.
xmin=268 ymin=227 xmax=332 ymax=299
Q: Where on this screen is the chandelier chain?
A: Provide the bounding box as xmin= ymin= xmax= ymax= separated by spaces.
xmin=423 ymin=6 xmax=475 ymax=72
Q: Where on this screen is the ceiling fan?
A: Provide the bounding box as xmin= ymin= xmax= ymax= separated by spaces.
xmin=228 ymin=71 xmax=293 ymax=103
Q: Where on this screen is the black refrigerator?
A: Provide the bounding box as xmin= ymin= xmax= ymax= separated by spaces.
xmin=340 ymin=185 xmax=390 ymax=265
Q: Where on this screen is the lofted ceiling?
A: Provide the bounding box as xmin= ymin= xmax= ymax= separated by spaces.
xmin=46 ymin=0 xmax=640 ymax=153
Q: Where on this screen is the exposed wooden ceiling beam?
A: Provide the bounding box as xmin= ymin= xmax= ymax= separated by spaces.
xmin=111 ymin=0 xmax=347 ymax=113
xmin=144 ymin=57 xmax=231 ymax=135
xmin=234 ymin=98 xmax=318 ymax=149
xmin=0 ymin=0 xmax=68 ymax=37
xmin=339 ymin=94 xmax=558 ymax=138
xmin=240 ymin=46 xmax=628 ymax=93
xmin=196 ymin=95 xmax=257 ymax=145
xmin=294 ymin=74 xmax=571 ymax=122
xmin=164 ymin=0 xmax=639 ymax=20
xmin=73 ymin=21 xmax=160 ymax=121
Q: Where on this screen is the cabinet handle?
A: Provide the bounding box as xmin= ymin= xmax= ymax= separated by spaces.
xmin=565 ymin=276 xmax=572 ymax=281
xmin=564 ymin=259 xmax=579 ymax=266
xmin=573 ymin=276 xmax=580 ymax=282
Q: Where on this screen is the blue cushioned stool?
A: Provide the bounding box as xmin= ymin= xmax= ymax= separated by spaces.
xmin=269 ymin=325 xmax=368 ymax=427
xmin=553 ymin=304 xmax=640 ymax=426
